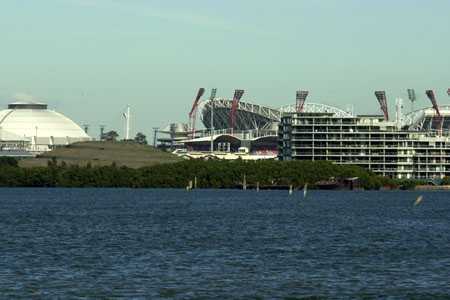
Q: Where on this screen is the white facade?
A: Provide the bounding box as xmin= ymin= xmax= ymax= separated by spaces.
xmin=279 ymin=112 xmax=450 ymax=180
xmin=0 ymin=101 xmax=91 ymax=153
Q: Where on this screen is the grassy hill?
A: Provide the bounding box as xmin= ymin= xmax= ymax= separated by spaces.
xmin=19 ymin=141 xmax=181 ymax=168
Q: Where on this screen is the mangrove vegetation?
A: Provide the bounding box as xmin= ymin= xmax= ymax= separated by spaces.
xmin=0 ymin=157 xmax=428 ymax=190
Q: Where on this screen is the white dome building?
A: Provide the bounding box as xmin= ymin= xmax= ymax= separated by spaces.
xmin=0 ymin=101 xmax=91 ymax=154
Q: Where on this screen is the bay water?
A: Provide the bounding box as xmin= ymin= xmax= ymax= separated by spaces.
xmin=1 ymin=189 xmax=449 ymax=299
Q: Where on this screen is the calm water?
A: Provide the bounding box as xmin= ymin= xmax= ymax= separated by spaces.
xmin=1 ymin=189 xmax=450 ymax=299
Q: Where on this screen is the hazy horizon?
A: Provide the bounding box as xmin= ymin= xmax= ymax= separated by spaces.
xmin=1 ymin=0 xmax=449 ymax=139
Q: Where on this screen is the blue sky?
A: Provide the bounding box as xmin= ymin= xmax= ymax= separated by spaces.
xmin=1 ymin=0 xmax=449 ymax=138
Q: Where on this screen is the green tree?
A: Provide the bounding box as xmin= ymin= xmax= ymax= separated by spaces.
xmin=104 ymin=130 xmax=119 ymax=142
xmin=134 ymin=132 xmax=148 ymax=145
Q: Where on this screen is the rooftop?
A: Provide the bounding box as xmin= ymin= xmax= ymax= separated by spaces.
xmin=8 ymin=101 xmax=48 ymax=110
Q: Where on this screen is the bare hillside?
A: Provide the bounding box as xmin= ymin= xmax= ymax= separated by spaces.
xmin=19 ymin=141 xmax=181 ymax=168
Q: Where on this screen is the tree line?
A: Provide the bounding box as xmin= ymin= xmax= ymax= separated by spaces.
xmin=0 ymin=157 xmax=427 ymax=189
xmin=101 ymin=131 xmax=148 ymax=144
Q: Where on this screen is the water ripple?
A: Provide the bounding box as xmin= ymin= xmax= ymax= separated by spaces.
xmin=0 ymin=189 xmax=449 ymax=298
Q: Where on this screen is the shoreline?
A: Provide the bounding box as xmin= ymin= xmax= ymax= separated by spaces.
xmin=1 ymin=157 xmax=449 ymax=191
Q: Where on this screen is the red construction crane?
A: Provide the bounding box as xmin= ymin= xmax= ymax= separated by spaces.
xmin=375 ymin=91 xmax=389 ymax=121
xmin=189 ymin=88 xmax=205 ymax=138
xmin=426 ymin=90 xmax=443 ymax=135
xmin=230 ymin=89 xmax=245 ymax=133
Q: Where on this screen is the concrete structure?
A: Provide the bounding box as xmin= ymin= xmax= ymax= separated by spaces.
xmin=200 ymin=98 xmax=352 ymax=131
xmin=157 ymin=123 xmax=190 ymax=149
xmin=278 ymin=108 xmax=450 ymax=179
xmin=0 ymin=101 xmax=91 ymax=154
xmin=183 ymin=130 xmax=278 ymax=156
xmin=159 ymin=100 xmax=348 ymax=154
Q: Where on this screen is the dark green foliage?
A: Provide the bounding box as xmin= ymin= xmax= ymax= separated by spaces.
xmin=441 ymin=176 xmax=450 ymax=185
xmin=394 ymin=179 xmax=427 ymax=190
xmin=103 ymin=130 xmax=119 ymax=142
xmin=0 ymin=157 xmax=19 ymax=167
xmin=134 ymin=132 xmax=148 ymax=145
xmin=0 ymin=159 xmax=421 ymax=190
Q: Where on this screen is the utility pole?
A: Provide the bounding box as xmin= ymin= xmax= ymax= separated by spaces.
xmin=35 ymin=126 xmax=38 ymax=151
xmin=153 ymin=127 xmax=159 ymax=147
xmin=100 ymin=125 xmax=105 ymax=141
xmin=83 ymin=124 xmax=89 ymax=134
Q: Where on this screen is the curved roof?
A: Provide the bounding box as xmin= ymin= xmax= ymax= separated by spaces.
xmin=279 ymin=103 xmax=353 ymax=117
xmin=184 ymin=134 xmax=242 ymax=144
xmin=201 ymin=99 xmax=352 ymax=130
xmin=201 ymin=99 xmax=279 ymax=131
xmin=404 ymin=105 xmax=450 ymax=131
xmin=8 ymin=101 xmax=48 ymax=109
xmin=0 ymin=102 xmax=90 ymax=144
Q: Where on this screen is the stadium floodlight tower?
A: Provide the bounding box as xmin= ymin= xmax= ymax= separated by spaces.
xmin=425 ymin=89 xmax=443 ymax=136
xmin=230 ymin=89 xmax=245 ymax=135
xmin=407 ymin=89 xmax=416 ymax=113
xmin=375 ymin=91 xmax=389 ymax=121
xmin=296 ymin=90 xmax=309 ymax=112
xmin=188 ymin=88 xmax=206 ymax=139
xmin=209 ymin=88 xmax=217 ymax=153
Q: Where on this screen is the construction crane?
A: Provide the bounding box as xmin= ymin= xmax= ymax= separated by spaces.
xmin=425 ymin=90 xmax=443 ymax=135
xmin=375 ymin=91 xmax=389 ymax=121
xmin=188 ymin=88 xmax=205 ymax=139
xmin=230 ymin=89 xmax=245 ymax=134
xmin=296 ymin=90 xmax=309 ymax=112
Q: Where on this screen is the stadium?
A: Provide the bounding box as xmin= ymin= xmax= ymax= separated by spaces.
xmin=200 ymin=98 xmax=353 ymax=131
xmin=159 ymin=89 xmax=450 ymax=152
xmin=0 ymin=100 xmax=91 ymax=155
xmin=158 ymin=88 xmax=450 ymax=179
xmin=194 ymin=89 xmax=450 ymax=136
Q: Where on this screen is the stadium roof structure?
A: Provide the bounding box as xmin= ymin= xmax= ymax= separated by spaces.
xmin=201 ymin=98 xmax=353 ymax=131
xmin=404 ymin=105 xmax=450 ymax=132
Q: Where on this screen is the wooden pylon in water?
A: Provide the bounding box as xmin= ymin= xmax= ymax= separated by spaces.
xmin=187 ymin=180 xmax=193 ymax=191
